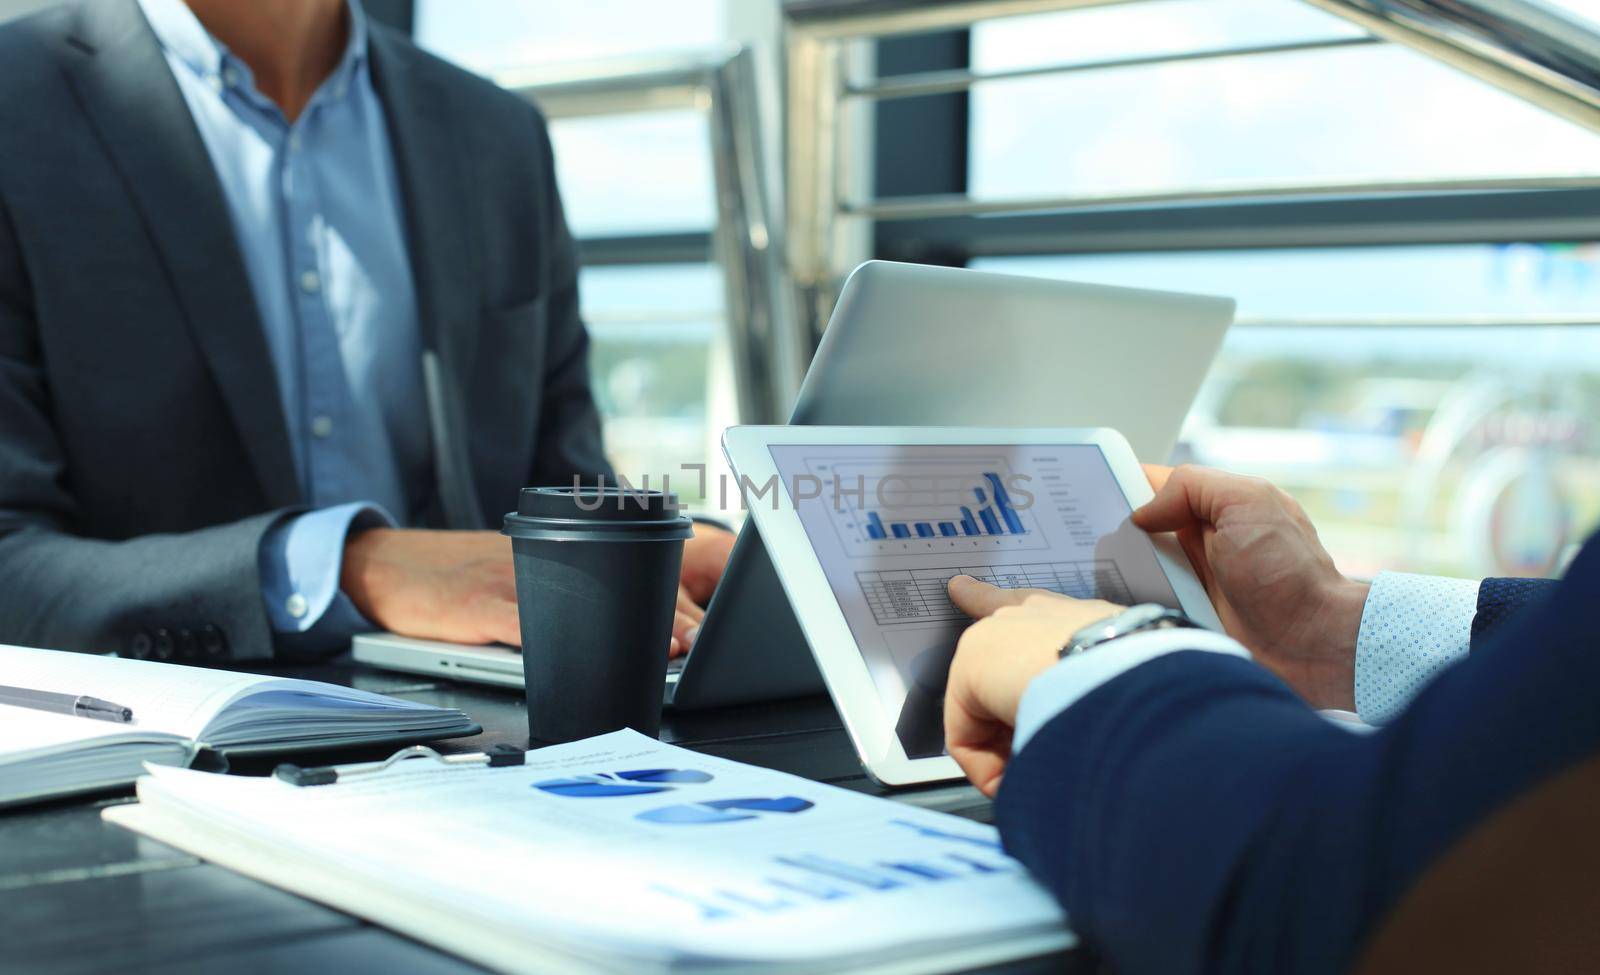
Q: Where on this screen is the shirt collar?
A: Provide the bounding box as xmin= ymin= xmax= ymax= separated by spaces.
xmin=137 ymin=0 xmax=369 ymax=103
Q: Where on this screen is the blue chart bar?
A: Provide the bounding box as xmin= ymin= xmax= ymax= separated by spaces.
xmin=891 ymin=818 xmax=1005 ymax=851
xmin=972 ymin=487 xmax=1003 ymax=535
xmin=884 ymin=861 xmax=958 ymax=881
xmin=653 ymin=884 xmax=737 ymax=921
xmin=947 ymin=853 xmax=1006 ymax=874
xmin=717 ymin=888 xmax=793 ymax=913
xmin=985 ymin=473 xmax=1026 ymax=534
xmin=777 ymin=855 xmax=906 ymax=891
xmin=865 ymin=472 xmax=1023 ymax=543
xmin=767 ymin=876 xmax=851 ymax=901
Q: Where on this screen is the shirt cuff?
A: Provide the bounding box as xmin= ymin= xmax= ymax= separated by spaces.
xmin=1012 ymin=629 xmax=1252 ymax=754
xmin=1354 ymin=572 xmax=1480 ymax=725
xmin=259 ymin=502 xmax=394 ymax=649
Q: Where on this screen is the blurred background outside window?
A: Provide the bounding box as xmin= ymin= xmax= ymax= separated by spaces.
xmin=417 ymin=0 xmax=737 ymax=510
xmin=860 ymin=0 xmax=1600 ymax=581
xmin=975 ymin=246 xmax=1600 ymax=579
xmin=384 ymin=1 xmax=1600 ymax=574
xmin=2 ymin=0 xmax=1590 ymax=571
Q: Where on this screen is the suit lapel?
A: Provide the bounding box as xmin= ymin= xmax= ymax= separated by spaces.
xmin=366 ymin=31 xmax=481 ymax=383
xmin=60 ymin=0 xmax=301 ymax=510
xmin=367 ymin=30 xmax=484 ymax=527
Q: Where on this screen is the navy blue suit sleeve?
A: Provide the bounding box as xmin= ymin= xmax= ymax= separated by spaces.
xmin=1471 ymin=576 xmax=1554 ymax=649
xmin=997 ymin=537 xmax=1600 ymax=975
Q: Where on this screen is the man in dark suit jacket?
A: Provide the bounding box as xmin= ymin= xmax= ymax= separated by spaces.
xmin=0 ymin=0 xmax=729 ymax=662
xmin=943 ymin=465 xmax=1585 ymax=974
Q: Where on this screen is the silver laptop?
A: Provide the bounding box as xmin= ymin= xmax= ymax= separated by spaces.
xmin=355 ymin=261 xmax=1235 ymax=708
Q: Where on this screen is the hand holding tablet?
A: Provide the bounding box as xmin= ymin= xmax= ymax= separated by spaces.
xmin=722 ymin=425 xmax=1221 ymax=787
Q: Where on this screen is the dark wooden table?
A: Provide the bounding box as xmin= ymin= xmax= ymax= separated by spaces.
xmin=0 ymin=658 xmax=1087 ymax=974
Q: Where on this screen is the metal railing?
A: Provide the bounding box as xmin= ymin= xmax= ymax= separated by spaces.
xmin=1304 ymin=0 xmax=1600 ymax=134
xmin=501 ymin=48 xmax=804 ymax=424
xmin=783 ymin=0 xmax=1600 ymax=344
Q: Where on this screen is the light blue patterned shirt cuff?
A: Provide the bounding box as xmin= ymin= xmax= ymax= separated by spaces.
xmin=1354 ymin=571 xmax=1480 ymax=726
xmin=259 ymin=502 xmax=394 ymax=649
xmin=1012 ymin=629 xmax=1252 ymax=755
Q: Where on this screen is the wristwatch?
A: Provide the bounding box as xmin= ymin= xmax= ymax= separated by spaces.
xmin=1059 ymin=603 xmax=1200 ymax=659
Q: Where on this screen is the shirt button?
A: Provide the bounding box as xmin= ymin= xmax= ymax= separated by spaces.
xmin=299 ymin=269 xmax=321 ymax=294
xmin=223 ymin=67 xmax=240 ymax=88
xmin=285 ymin=593 xmax=309 ymax=619
xmin=310 ymin=415 xmax=335 ymax=439
xmin=288 ymin=131 xmax=303 ymax=153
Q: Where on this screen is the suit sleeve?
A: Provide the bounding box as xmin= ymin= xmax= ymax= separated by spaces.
xmin=524 ymin=106 xmax=612 ymax=489
xmin=0 ymin=190 xmax=284 ymax=661
xmin=1471 ymin=576 xmax=1555 ymax=649
xmin=997 ymin=535 xmax=1600 ymax=975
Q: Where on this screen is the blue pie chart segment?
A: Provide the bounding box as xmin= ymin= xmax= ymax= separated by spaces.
xmin=534 ymin=777 xmax=670 ymax=798
xmin=533 ymin=768 xmax=715 ymax=798
xmin=704 ymin=797 xmax=815 ymax=814
xmin=637 ymin=804 xmax=759 ymax=825
xmin=636 ymin=796 xmax=816 ymax=825
xmin=620 ymin=769 xmax=714 ymax=785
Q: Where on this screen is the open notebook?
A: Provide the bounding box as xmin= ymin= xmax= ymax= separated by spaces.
xmin=0 ymin=644 xmax=477 ymax=807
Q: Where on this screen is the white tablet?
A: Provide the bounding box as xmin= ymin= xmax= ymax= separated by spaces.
xmin=722 ymin=426 xmax=1223 ymax=788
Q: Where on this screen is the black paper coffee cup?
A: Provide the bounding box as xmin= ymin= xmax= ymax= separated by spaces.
xmin=502 ymin=486 xmax=693 ymax=745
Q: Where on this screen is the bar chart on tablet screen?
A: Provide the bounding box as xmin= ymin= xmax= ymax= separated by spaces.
xmin=794 ymin=456 xmax=1050 ymax=558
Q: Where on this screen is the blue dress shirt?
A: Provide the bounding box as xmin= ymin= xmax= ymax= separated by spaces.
xmin=139 ymin=0 xmax=428 ymax=650
xmin=1353 ymin=571 xmax=1479 ymax=723
xmin=1014 ymin=572 xmax=1485 ymax=746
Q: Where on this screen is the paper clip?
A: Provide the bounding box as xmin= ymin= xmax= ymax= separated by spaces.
xmin=273 ymin=743 xmax=525 ymax=787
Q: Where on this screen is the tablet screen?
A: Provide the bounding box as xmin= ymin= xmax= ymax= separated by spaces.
xmin=768 ymin=443 xmax=1181 ymax=760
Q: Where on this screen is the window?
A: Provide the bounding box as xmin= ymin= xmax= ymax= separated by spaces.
xmin=415 ymin=1 xmax=738 ymax=509
xmin=967 ymin=1 xmax=1600 ymax=202
xmin=867 ymin=0 xmax=1600 ymax=581
xmin=970 ymin=0 xmax=1363 ymax=71
xmin=415 ymin=0 xmax=724 ymax=74
xmin=1547 ymin=0 xmax=1600 ymax=29
xmin=975 ymin=245 xmax=1600 ymax=578
xmin=547 ymin=112 xmax=716 ymax=239
xmin=579 ymin=264 xmax=734 ymax=508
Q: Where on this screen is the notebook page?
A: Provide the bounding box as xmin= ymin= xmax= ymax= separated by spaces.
xmin=0 ymin=702 xmax=185 ymax=762
xmin=129 ymin=730 xmax=1070 ymax=969
xmin=0 ymin=644 xmax=268 ymax=740
xmin=198 ymin=685 xmax=471 ymax=747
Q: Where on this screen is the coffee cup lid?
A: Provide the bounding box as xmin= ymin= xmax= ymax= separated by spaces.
xmin=502 ymin=486 xmax=694 ymax=542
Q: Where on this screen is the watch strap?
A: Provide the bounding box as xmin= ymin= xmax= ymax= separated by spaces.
xmin=1060 ymin=604 xmax=1199 ymax=659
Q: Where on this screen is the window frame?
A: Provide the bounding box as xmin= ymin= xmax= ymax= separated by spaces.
xmin=869 ymin=29 xmax=1600 ymax=272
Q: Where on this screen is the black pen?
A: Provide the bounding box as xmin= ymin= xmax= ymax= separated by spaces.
xmin=274 ymin=743 xmax=525 ymax=787
xmin=0 ymin=685 xmax=135 ymax=723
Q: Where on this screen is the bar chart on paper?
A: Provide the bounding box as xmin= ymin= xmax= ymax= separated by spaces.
xmin=647 ymin=817 xmax=1028 ymax=923
xmin=796 ymin=456 xmax=1051 ymax=557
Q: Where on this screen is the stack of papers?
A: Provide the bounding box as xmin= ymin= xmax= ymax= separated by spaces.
xmin=107 ymin=729 xmax=1072 ymax=973
xmin=0 ymin=644 xmax=476 ymax=807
